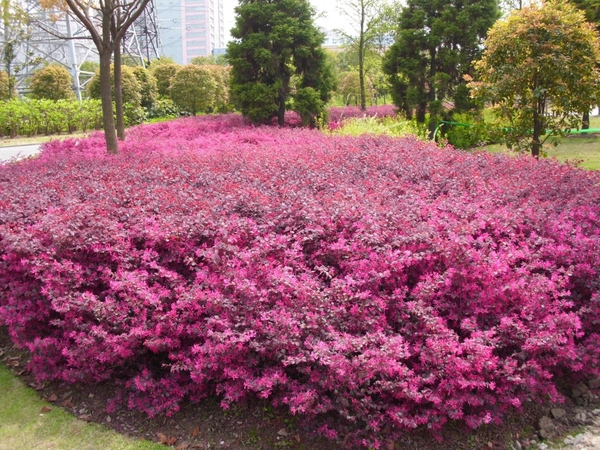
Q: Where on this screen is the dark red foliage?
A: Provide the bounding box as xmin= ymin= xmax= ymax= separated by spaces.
xmin=1 ymin=113 xmax=599 ymax=448
xmin=262 ymin=105 xmax=398 ymax=128
xmin=327 ymin=105 xmax=398 ymax=124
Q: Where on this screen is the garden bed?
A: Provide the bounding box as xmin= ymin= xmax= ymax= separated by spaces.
xmin=1 ymin=111 xmax=600 ymax=448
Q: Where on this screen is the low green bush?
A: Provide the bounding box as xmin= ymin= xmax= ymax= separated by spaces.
xmin=123 ymin=103 xmax=146 ymax=127
xmin=0 ymin=98 xmax=103 ymax=137
xmin=146 ymin=98 xmax=181 ymax=120
xmin=328 ymin=114 xmax=427 ymax=140
xmin=443 ymin=112 xmax=505 ymax=149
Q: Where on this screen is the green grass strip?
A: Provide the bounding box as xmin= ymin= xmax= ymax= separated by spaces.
xmin=0 ymin=364 xmax=163 ymax=450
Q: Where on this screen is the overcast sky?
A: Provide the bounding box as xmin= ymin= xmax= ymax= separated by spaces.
xmin=222 ymin=0 xmax=347 ymax=43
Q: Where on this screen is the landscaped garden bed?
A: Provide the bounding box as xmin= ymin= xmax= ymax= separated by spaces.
xmin=1 ymin=111 xmax=599 ymax=448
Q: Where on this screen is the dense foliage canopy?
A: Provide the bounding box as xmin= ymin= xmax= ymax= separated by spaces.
xmin=169 ymin=65 xmax=217 ymax=115
xmin=468 ymin=0 xmax=600 ymax=156
xmin=383 ymin=0 xmax=500 ymax=133
xmin=150 ymin=62 xmax=180 ymax=98
xmin=87 ymin=64 xmax=142 ymax=108
xmin=227 ymin=0 xmax=334 ymax=125
xmin=132 ymin=66 xmax=158 ymax=109
xmin=29 ymin=65 xmax=75 ymax=101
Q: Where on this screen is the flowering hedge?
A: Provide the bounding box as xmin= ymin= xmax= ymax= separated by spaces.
xmin=266 ymin=105 xmax=399 ymax=128
xmin=327 ymin=104 xmax=398 ymax=124
xmin=1 ymin=113 xmax=600 ymax=448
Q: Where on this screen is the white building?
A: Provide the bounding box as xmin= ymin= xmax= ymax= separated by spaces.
xmin=156 ymin=0 xmax=226 ymax=63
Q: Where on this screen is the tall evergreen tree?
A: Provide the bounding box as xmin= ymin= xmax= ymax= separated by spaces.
xmin=227 ymin=0 xmax=334 ymax=126
xmin=383 ymin=0 xmax=500 ymax=135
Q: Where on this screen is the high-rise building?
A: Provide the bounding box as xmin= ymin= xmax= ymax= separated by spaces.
xmin=156 ymin=0 xmax=225 ymax=64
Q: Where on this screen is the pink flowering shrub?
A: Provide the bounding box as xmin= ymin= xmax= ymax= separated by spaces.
xmin=262 ymin=105 xmax=398 ymax=128
xmin=328 ymin=105 xmax=398 ymax=124
xmin=1 ymin=114 xmax=600 ymax=448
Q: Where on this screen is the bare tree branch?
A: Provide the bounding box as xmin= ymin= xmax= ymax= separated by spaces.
xmin=29 ymin=16 xmax=94 ymax=41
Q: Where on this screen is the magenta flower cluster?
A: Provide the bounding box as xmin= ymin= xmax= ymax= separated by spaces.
xmin=261 ymin=104 xmax=398 ymax=128
xmin=327 ymin=104 xmax=398 ymax=124
xmin=1 ymin=112 xmax=599 ymax=448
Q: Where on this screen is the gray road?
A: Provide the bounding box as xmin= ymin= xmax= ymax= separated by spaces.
xmin=0 ymin=144 xmax=41 ymax=162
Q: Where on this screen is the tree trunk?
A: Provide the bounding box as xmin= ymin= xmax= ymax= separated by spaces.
xmin=114 ymin=42 xmax=125 ymax=140
xmin=6 ymin=62 xmax=13 ymax=99
xmin=427 ymin=48 xmax=438 ymax=140
xmin=277 ymin=68 xmax=288 ymax=126
xmin=532 ymin=108 xmax=542 ymax=158
xmin=358 ymin=0 xmax=366 ymax=111
xmin=99 ymin=50 xmax=118 ymax=154
xmin=531 ymin=70 xmax=543 ymax=158
xmin=358 ymin=46 xmax=366 ymax=110
xmin=416 ymin=100 xmax=427 ymax=123
xmin=278 ymin=90 xmax=285 ymax=126
xmin=63 ymin=0 xmax=151 ymax=154
xmin=582 ymin=111 xmax=590 ymax=130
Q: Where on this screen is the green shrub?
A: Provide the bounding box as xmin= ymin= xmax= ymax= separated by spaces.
xmin=123 ymin=103 xmax=146 ymax=126
xmin=146 ymin=98 xmax=181 ymax=119
xmin=443 ymin=112 xmax=505 ymax=149
xmin=293 ymin=86 xmax=325 ymax=126
xmin=151 ymin=63 xmax=180 ymax=98
xmin=29 ymin=65 xmax=75 ymax=101
xmin=132 ymin=66 xmax=158 ymax=109
xmin=87 ymin=65 xmax=142 ymax=107
xmin=169 ymin=65 xmax=217 ymax=115
xmin=329 ymin=114 xmax=427 ymax=139
xmin=0 ymin=98 xmax=103 ymax=137
xmin=190 ymin=54 xmax=228 ymax=66
xmin=205 ymin=65 xmax=232 ymax=113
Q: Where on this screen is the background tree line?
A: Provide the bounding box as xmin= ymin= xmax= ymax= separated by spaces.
xmin=0 ymin=57 xmax=233 ymax=128
xmin=2 ymin=0 xmax=599 ymax=155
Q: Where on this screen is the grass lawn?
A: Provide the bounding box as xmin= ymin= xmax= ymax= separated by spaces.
xmin=482 ymin=135 xmax=600 ymax=170
xmin=480 ymin=116 xmax=600 ymax=170
xmin=0 ymin=365 xmax=163 ymax=450
xmin=543 ymin=135 xmax=600 ymax=170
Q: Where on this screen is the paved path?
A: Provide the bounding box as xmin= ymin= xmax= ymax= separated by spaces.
xmin=0 ymin=144 xmax=41 ymax=162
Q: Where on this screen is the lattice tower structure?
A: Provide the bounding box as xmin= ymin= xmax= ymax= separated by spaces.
xmin=1 ymin=0 xmax=161 ymax=99
xmin=3 ymin=0 xmax=97 ymax=99
xmin=122 ymin=0 xmax=162 ymax=66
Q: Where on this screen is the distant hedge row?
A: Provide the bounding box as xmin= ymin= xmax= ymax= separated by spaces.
xmin=0 ymin=98 xmax=150 ymax=138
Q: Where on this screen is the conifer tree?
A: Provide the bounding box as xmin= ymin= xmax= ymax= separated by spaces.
xmin=383 ymin=0 xmax=500 ymax=136
xmin=227 ymin=0 xmax=334 ymax=126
